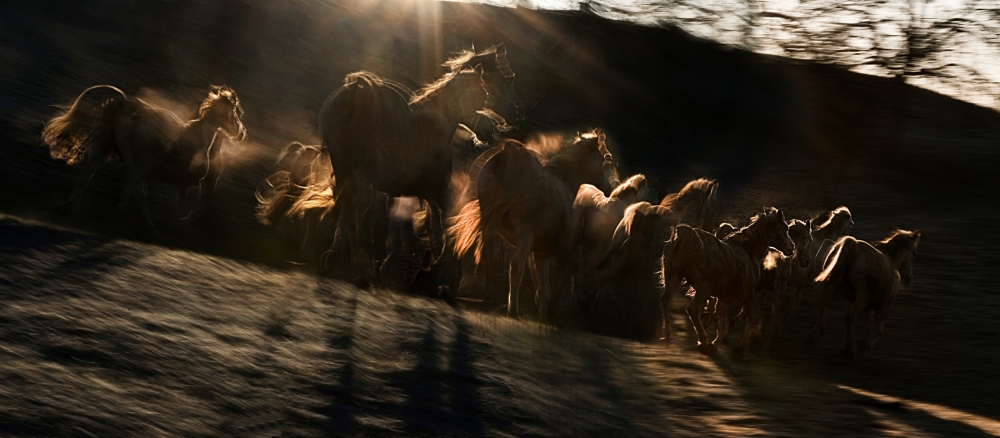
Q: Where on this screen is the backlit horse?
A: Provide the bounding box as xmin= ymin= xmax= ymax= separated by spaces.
xmin=808 ymin=229 xmax=921 ymax=358
xmin=585 ymin=201 xmax=673 ymax=342
xmin=573 ymin=174 xmax=649 ymax=270
xmin=661 ymin=208 xmax=793 ymax=357
xmin=43 ymin=85 xmax=246 ymax=232
xmin=659 ymin=178 xmax=719 ymax=231
xmin=319 ymin=49 xmax=492 ymax=284
xmin=450 ymin=131 xmax=619 ymax=320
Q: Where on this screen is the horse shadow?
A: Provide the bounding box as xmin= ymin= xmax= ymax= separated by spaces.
xmin=311 ymin=291 xmax=485 ymax=436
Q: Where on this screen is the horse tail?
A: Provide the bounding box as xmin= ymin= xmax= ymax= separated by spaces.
xmin=815 ymin=236 xmax=857 ymax=284
xmin=449 ymin=199 xmax=484 ymax=264
xmin=450 ymin=141 xmax=520 ymax=265
xmin=42 ymin=85 xmax=126 ymax=166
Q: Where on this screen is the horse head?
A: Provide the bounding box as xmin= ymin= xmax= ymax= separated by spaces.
xmin=787 ymin=218 xmax=814 ymax=268
xmin=202 ymin=85 xmax=246 ymax=142
xmin=880 ymin=229 xmax=921 ymax=286
xmin=567 ymin=129 xmax=619 ymax=194
xmin=763 ymin=207 xmax=794 ymax=256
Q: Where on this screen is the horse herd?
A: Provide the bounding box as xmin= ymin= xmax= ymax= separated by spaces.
xmin=40 ymin=46 xmax=921 ymax=360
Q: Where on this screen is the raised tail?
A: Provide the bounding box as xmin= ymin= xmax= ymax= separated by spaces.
xmin=815 ymin=236 xmax=857 ymax=284
xmin=42 ymin=85 xmax=126 ymax=166
xmin=448 ymin=199 xmax=484 ymax=264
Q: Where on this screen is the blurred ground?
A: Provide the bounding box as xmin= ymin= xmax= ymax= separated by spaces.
xmin=2 ymin=0 xmax=1000 ymax=436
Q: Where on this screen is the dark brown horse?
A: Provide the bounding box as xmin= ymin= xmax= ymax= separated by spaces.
xmin=585 ymin=201 xmax=673 ymax=342
xmin=807 ymin=229 xmax=921 ymax=359
xmin=43 ymin=85 xmax=246 ymax=232
xmin=319 ymin=49 xmax=491 ymax=284
xmin=661 ymin=208 xmax=794 ymax=357
xmin=450 ymin=131 xmax=619 ymax=320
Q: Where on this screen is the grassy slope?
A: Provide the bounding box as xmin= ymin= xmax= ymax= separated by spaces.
xmin=2 ymin=214 xmax=999 ymax=437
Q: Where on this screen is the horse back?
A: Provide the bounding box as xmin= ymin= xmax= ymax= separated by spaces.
xmin=671 ymin=228 xmax=758 ymax=300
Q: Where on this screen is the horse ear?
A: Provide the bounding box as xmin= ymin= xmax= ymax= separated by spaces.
xmin=470 ymin=42 xmax=476 ymax=53
xmin=597 ymin=130 xmax=606 ymax=144
xmin=495 ymin=42 xmax=506 ymax=57
xmin=913 ymin=230 xmax=922 ymax=243
xmin=473 ymin=63 xmax=485 ymax=76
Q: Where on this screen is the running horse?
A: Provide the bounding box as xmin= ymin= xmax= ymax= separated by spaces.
xmin=319 ymin=48 xmax=493 ymax=284
xmin=450 ymin=131 xmax=619 ymax=321
xmin=42 ymin=85 xmax=246 ymax=232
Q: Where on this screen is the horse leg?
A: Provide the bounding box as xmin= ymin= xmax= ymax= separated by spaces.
xmin=507 ymin=252 xmax=527 ymax=319
xmin=59 ymin=153 xmax=106 ymax=215
xmin=712 ymin=299 xmax=734 ymax=347
xmin=844 ymin=293 xmax=868 ymax=359
xmin=685 ymin=285 xmax=713 ymax=354
xmin=136 ymin=182 xmax=158 ymax=236
xmin=807 ymin=281 xmax=833 ymax=344
xmin=870 ymin=305 xmax=891 ymax=352
xmin=507 ymin=228 xmax=534 ymax=319
xmin=660 ymin=273 xmax=681 ymax=343
xmin=536 ymin=256 xmax=553 ymax=323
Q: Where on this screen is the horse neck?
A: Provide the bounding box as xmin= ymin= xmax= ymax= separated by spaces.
xmin=876 ymin=240 xmax=909 ymax=272
xmin=729 ymin=224 xmax=772 ymax=262
xmin=183 ymin=117 xmax=222 ymax=152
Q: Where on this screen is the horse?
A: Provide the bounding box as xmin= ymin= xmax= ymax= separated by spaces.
xmin=319 ymin=49 xmax=492 ymax=285
xmin=255 ymin=141 xmax=335 ymax=262
xmin=812 ymin=206 xmax=853 ymax=242
xmin=778 ymin=207 xmax=856 ymax=318
xmin=659 ymin=178 xmax=719 ymax=231
xmin=807 ymin=229 xmax=921 ymax=359
xmin=661 ymin=208 xmax=794 ymax=357
xmin=751 ymin=218 xmax=815 ymax=350
xmin=450 ymin=130 xmax=619 ymax=321
xmin=42 ymin=85 xmax=246 ymax=232
xmin=573 ymin=173 xmax=649 ymax=270
xmin=584 ymin=201 xmax=673 ymax=342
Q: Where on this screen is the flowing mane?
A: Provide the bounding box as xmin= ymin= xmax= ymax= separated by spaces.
xmin=610 ymin=174 xmax=647 ymax=200
xmin=813 ymin=206 xmax=852 ymax=241
xmin=874 ymin=229 xmax=921 ymax=258
xmin=198 ymin=84 xmax=244 ymax=120
xmin=726 ymin=208 xmax=783 ymax=255
xmin=660 ymin=178 xmax=715 ymax=211
xmin=410 ymin=47 xmax=493 ymax=105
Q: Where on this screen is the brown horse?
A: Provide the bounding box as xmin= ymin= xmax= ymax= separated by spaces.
xmin=659 ymin=178 xmax=719 ymax=231
xmin=775 ymin=207 xmax=856 ymax=318
xmin=320 ymin=49 xmax=492 ymax=284
xmin=812 ymin=206 xmax=854 ymax=242
xmin=585 ymin=201 xmax=673 ymax=342
xmin=573 ymin=173 xmax=649 ymax=270
xmin=752 ymin=218 xmax=815 ymax=349
xmin=450 ymin=130 xmax=619 ymax=320
xmin=43 ymin=85 xmax=246 ymax=232
xmin=807 ymin=229 xmax=921 ymax=358
xmin=661 ymin=208 xmax=794 ymax=356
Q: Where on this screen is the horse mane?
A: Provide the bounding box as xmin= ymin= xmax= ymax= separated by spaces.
xmin=410 ymin=47 xmax=493 ymax=105
xmin=813 ymin=206 xmax=852 ymax=239
xmin=726 ymin=208 xmax=781 ymax=253
xmin=661 ymin=178 xmax=715 ymax=211
xmin=544 ymin=130 xmax=607 ymax=183
xmin=198 ymin=85 xmax=243 ymax=119
xmin=874 ymin=229 xmax=921 ymax=258
xmin=610 ymin=174 xmax=646 ymax=200
xmin=575 ymin=184 xmax=610 ymax=210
